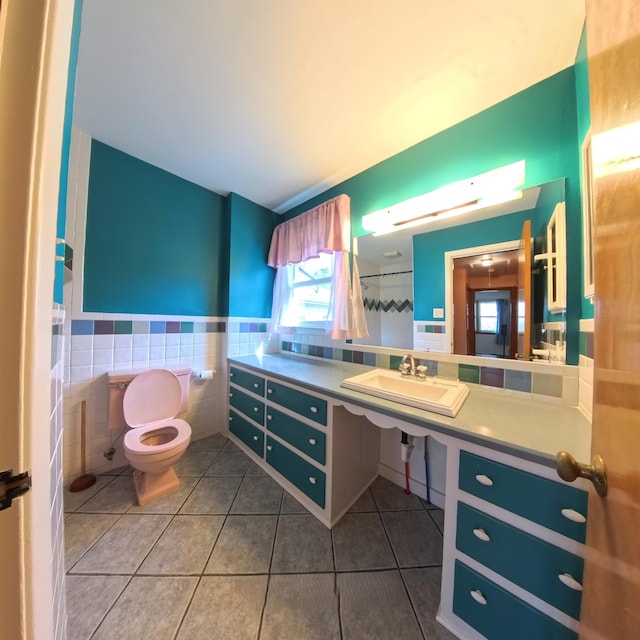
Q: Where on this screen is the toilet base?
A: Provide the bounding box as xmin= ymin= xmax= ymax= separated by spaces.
xmin=132 ymin=467 xmax=180 ymax=506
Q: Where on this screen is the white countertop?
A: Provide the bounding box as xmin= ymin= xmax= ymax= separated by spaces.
xmin=228 ymin=353 xmax=592 ymax=468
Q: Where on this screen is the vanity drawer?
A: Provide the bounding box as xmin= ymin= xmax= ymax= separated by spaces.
xmin=266 ymin=406 xmax=326 ymax=465
xmin=456 ymin=502 xmax=583 ymax=619
xmin=266 ymin=380 xmax=327 ymax=425
xmin=266 ymin=436 xmax=326 ymax=508
xmin=229 ymin=366 xmax=265 ymax=396
xmin=229 ymin=387 xmax=265 ymax=425
xmin=459 ymin=450 xmax=588 ymax=543
xmin=453 ymin=560 xmax=577 ymax=640
xmin=229 ymin=410 xmax=264 ymax=457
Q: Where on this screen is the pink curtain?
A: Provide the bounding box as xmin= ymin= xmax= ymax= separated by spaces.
xmin=268 ymin=194 xmax=351 ymax=267
xmin=268 ymin=194 xmax=368 ymax=339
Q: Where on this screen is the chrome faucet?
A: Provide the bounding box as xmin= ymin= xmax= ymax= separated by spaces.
xmin=400 ymin=354 xmax=417 ymax=376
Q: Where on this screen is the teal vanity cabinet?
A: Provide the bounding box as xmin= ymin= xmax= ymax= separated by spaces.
xmin=228 ymin=366 xmax=265 ymax=456
xmin=440 ymin=445 xmax=588 ymax=640
xmin=228 ymin=363 xmax=379 ymax=527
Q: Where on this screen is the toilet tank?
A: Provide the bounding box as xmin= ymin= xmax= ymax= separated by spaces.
xmin=108 ymin=367 xmax=191 ymax=429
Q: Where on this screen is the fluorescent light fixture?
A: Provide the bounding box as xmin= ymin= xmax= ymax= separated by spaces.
xmin=592 ymin=120 xmax=640 ymax=177
xmin=480 ymin=256 xmax=493 ymax=267
xmin=362 ymin=160 xmax=526 ymax=236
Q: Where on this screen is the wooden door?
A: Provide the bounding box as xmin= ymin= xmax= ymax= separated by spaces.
xmin=0 ymin=1 xmax=74 ymax=638
xmin=517 ymin=220 xmax=531 ymax=360
xmin=466 ymin=287 xmax=476 ymax=357
xmin=579 ymin=2 xmax=640 ymax=638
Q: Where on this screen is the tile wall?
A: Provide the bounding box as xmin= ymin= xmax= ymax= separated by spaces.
xmin=50 ymin=306 xmax=66 ymax=640
xmin=63 ymin=315 xmax=229 ymax=481
xmin=413 ymin=322 xmax=447 ymax=353
xmin=281 ymin=333 xmax=580 ymax=406
xmin=358 ymin=261 xmax=413 ymax=350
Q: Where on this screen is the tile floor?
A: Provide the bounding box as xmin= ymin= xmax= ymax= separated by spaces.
xmin=64 ymin=433 xmax=456 ymax=640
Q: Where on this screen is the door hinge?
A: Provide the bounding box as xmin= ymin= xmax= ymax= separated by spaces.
xmin=0 ymin=469 xmax=32 ymax=511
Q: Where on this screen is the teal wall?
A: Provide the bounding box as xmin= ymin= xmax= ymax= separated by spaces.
xmin=286 ymin=68 xmax=580 ymax=238
xmin=286 ymin=67 xmax=582 ymax=363
xmin=54 ymin=0 xmax=83 ymax=303
xmin=575 ymin=25 xmax=595 ymax=320
xmin=84 ymin=141 xmax=229 ymax=316
xmin=228 ymin=192 xmax=278 ymax=317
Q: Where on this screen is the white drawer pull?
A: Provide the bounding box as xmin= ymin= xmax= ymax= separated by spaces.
xmin=253 ymin=382 xmax=259 ymax=388
xmin=309 ymin=476 xmax=317 ymax=485
xmin=470 ymin=590 xmax=487 ymax=606
xmin=267 ymin=445 xmax=273 ymax=451
xmin=230 ymin=372 xmax=234 ymax=377
xmin=267 ymin=414 xmax=272 ymax=421
xmin=558 ymin=573 xmax=583 ymax=591
xmin=308 ymin=438 xmax=317 ymax=446
xmin=253 ymin=435 xmax=259 ymax=441
xmin=267 ymin=388 xmax=273 ymax=394
xmin=229 ymin=392 xmax=233 ymax=397
xmin=472 ymin=528 xmax=490 ymax=542
xmin=229 ymin=416 xmax=233 ymax=421
xmin=475 ymin=474 xmax=493 ymax=486
xmin=561 ymin=508 xmax=586 ymax=524
xmin=253 ymin=407 xmax=259 ymax=412
xmin=310 ymin=406 xmax=318 ymax=413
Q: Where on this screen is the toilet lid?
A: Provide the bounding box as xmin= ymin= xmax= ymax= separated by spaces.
xmin=123 ymin=369 xmax=182 ymax=428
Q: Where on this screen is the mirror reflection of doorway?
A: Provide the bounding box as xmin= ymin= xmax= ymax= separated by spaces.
xmin=453 ymin=249 xmax=520 ymax=358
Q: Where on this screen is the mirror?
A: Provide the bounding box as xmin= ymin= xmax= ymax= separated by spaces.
xmin=354 ymin=179 xmax=567 ymax=362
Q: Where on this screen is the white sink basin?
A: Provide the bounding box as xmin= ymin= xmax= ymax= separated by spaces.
xmin=340 ymin=368 xmax=469 ymax=417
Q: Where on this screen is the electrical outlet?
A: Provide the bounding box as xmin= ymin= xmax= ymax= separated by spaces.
xmin=433 ymin=308 xmax=444 ymax=319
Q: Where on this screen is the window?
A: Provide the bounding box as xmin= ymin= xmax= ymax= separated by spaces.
xmin=475 ymin=301 xmax=498 ymax=333
xmin=287 ymin=253 xmax=335 ymax=326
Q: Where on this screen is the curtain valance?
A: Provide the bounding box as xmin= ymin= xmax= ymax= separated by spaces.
xmin=268 ymin=194 xmax=351 ymax=267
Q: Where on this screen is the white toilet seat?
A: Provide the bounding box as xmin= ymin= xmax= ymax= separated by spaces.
xmin=124 ymin=418 xmax=191 ymax=455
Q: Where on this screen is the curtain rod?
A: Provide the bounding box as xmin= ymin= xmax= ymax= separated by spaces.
xmin=359 ymin=269 xmax=413 ymax=280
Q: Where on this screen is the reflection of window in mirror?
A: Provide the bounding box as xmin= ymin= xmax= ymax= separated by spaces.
xmin=582 ymin=131 xmax=595 ymax=298
xmin=476 ymin=300 xmax=498 ymax=333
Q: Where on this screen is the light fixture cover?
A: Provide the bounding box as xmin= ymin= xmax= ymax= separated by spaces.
xmin=361 ymin=160 xmax=526 ymax=235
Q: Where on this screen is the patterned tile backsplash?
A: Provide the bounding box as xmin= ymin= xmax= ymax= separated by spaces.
xmin=72 ymin=319 xmax=226 ymax=335
xmin=280 ymin=337 xmax=577 ymax=404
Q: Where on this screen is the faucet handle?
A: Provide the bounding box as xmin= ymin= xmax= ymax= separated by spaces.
xmin=399 ymin=362 xmax=412 ymax=375
xmin=416 ymin=364 xmax=427 ymax=379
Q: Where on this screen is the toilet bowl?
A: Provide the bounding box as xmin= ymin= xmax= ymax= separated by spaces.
xmin=121 ymin=369 xmax=192 ymax=505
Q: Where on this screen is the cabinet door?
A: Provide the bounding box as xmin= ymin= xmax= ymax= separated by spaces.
xmin=456 ymin=502 xmax=584 ymax=619
xmin=266 ymin=380 xmax=327 ymax=425
xmin=229 ymin=387 xmax=265 ymax=425
xmin=453 ymin=561 xmax=577 ymax=640
xmin=229 ymin=410 xmax=264 ymax=457
xmin=266 ymin=436 xmax=326 ymax=508
xmin=459 ymin=450 xmax=588 ymax=542
xmin=229 ymin=366 xmax=265 ymax=396
xmin=266 ymin=406 xmax=326 ymax=465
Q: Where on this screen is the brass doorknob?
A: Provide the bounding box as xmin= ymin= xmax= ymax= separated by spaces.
xmin=556 ymin=451 xmax=608 ymax=497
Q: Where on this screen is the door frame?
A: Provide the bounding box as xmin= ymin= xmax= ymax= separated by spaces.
xmin=445 ymin=239 xmax=520 ymax=352
xmin=0 ymin=1 xmax=75 ymax=637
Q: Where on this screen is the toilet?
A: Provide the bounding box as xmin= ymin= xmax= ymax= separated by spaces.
xmin=108 ymin=368 xmax=192 ymax=505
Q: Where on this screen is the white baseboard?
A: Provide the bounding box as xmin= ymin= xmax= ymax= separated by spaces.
xmin=378 ymin=462 xmax=445 ymax=509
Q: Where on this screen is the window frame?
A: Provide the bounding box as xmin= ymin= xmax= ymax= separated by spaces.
xmin=286 ymin=253 xmax=335 ymax=329
xmin=475 ymin=299 xmax=499 ymax=334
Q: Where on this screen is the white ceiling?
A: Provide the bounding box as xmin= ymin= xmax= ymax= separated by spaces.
xmin=74 ymin=0 xmax=585 ymax=214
